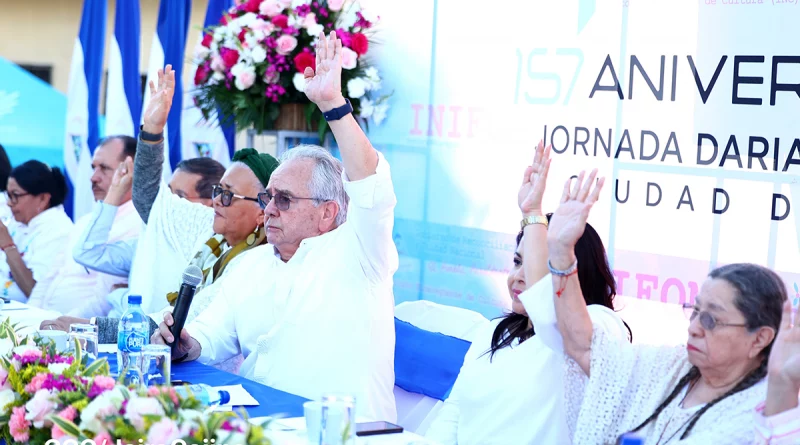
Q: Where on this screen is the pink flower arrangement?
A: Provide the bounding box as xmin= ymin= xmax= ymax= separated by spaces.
xmin=192 ymin=0 xmax=391 ymax=134
xmin=9 ymin=406 xmax=29 ymax=443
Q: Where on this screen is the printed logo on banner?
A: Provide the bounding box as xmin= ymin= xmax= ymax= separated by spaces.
xmin=70 ymin=135 xmax=83 ymax=162
xmin=194 ymin=142 xmax=212 ymax=158
xmin=0 ymin=91 xmax=19 ymax=120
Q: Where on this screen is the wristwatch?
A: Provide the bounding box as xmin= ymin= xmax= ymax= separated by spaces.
xmin=521 ymin=215 xmax=548 ymax=230
xmin=139 ymin=125 xmax=164 ymax=142
xmin=322 ymin=99 xmax=353 ymax=121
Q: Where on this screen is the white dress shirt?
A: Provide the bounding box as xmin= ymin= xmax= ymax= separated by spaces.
xmin=30 ymin=200 xmax=142 ymax=316
xmin=124 ymin=185 xmax=214 ymax=315
xmin=0 ymin=206 xmax=74 ymax=303
xmin=186 ymin=153 xmax=399 ymax=422
xmin=426 ymin=275 xmax=628 ymax=445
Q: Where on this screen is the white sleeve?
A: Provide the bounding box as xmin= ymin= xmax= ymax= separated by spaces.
xmin=519 ymin=274 xmax=628 ymax=354
xmin=148 ymin=185 xmax=215 ymax=264
xmin=425 ymin=321 xmax=492 ymax=445
xmin=341 ymin=152 xmax=399 ymax=283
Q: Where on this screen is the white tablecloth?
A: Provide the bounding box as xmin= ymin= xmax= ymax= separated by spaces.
xmin=0 ymin=300 xmax=60 ymax=337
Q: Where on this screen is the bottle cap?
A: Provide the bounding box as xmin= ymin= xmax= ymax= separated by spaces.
xmin=218 ymin=390 xmax=231 ymax=405
xmin=128 ymin=295 xmax=142 ymax=305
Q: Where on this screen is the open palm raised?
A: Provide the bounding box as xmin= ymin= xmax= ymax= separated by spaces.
xmin=303 ymin=31 xmax=345 ymax=109
xmin=768 ymin=300 xmax=800 ymax=391
xmin=547 ymin=169 xmax=605 ymax=261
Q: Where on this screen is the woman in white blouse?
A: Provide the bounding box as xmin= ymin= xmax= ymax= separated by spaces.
xmin=531 ymin=169 xmax=796 ymax=444
xmin=0 ymin=161 xmax=72 ymax=302
xmin=425 ymin=143 xmax=630 ymax=444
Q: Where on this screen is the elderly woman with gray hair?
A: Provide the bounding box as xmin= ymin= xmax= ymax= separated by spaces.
xmin=519 ymin=169 xmax=800 ymax=444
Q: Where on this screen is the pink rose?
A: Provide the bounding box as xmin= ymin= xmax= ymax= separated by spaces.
xmin=25 ymin=389 xmax=55 ymax=428
xmin=124 ymin=397 xmax=165 ymax=430
xmin=211 ymin=55 xmax=226 ymax=72
xmin=251 ymin=18 xmax=275 ymax=34
xmin=259 ymin=0 xmax=284 ymax=17
xmin=328 ymin=0 xmax=345 ymax=11
xmin=94 ymin=431 xmax=114 ymax=445
xmin=277 ymin=0 xmax=292 ymax=7
xmin=341 ymin=46 xmax=358 ymax=70
xmin=51 ymin=406 xmax=77 ymax=439
xmin=24 ymin=372 xmax=47 ymax=393
xmin=221 ymin=49 xmax=241 ymax=68
xmin=234 ymin=67 xmax=257 ymax=90
xmin=275 ymin=34 xmax=298 ymax=55
xmin=9 ymin=406 xmax=30 ymax=443
xmin=302 ymin=12 xmax=317 ymax=29
xmin=93 ymin=376 xmax=116 ymax=391
xmin=147 ymin=418 xmax=183 ymax=445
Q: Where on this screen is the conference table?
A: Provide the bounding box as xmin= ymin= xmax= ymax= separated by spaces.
xmin=3 ymin=302 xmax=435 ymax=444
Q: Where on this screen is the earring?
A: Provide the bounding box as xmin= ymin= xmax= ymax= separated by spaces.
xmin=246 ymin=225 xmax=258 ymax=246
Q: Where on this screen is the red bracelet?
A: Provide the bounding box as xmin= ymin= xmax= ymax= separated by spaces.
xmin=555 ymin=270 xmax=578 ymax=298
xmin=1 ymin=243 xmax=16 ymax=252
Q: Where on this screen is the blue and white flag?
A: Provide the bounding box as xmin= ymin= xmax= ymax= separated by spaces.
xmin=63 ymin=0 xmax=107 ymax=220
xmin=141 ymin=0 xmax=192 ymax=183
xmin=181 ymin=0 xmax=236 ymax=166
xmin=105 ymin=0 xmax=141 ymax=138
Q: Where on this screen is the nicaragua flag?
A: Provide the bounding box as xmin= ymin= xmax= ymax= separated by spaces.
xmin=63 ymin=0 xmax=107 ymax=220
xmin=105 ymin=0 xmax=141 ymax=138
xmin=181 ymin=0 xmax=236 ymax=166
xmin=141 ymin=0 xmax=192 ymax=183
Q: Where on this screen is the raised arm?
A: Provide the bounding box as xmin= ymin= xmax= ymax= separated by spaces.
xmin=303 ymin=31 xmax=378 ymax=180
xmin=134 ymin=65 xmax=175 ymax=223
xmin=73 ymin=159 xmax=137 ymax=277
xmin=519 ymin=141 xmax=552 ymax=289
xmin=546 ymin=170 xmax=605 ymax=376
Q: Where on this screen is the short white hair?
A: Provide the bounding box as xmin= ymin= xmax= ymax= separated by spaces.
xmin=279 ymin=145 xmax=348 ymax=226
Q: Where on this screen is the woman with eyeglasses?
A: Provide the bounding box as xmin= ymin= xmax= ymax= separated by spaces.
xmin=0 ymin=160 xmax=72 ymax=302
xmin=426 ymin=143 xmax=631 ymax=445
xmin=520 ymin=170 xmax=799 ymax=444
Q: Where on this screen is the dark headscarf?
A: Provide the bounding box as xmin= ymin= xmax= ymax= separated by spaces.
xmin=232 ymin=148 xmax=279 ymax=187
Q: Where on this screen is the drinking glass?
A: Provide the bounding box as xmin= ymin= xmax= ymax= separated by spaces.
xmin=319 ymin=394 xmax=356 ymax=445
xmin=138 ymin=344 xmax=171 ymax=386
xmin=68 ymin=323 xmax=98 ymax=361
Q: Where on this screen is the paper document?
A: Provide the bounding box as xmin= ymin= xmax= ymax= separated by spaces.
xmin=214 ymin=384 xmax=260 ymax=407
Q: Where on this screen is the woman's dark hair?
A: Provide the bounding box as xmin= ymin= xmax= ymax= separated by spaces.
xmin=0 ymin=144 xmax=11 ymax=191
xmin=487 ymin=213 xmax=629 ymax=360
xmin=175 ymin=157 xmax=226 ymax=200
xmin=9 ymin=160 xmax=68 ymax=208
xmin=628 ymin=263 xmax=786 ymax=440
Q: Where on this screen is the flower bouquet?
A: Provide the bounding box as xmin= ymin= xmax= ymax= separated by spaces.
xmin=192 ymin=0 xmax=391 ymax=140
xmin=0 ymin=318 xmax=273 ymax=445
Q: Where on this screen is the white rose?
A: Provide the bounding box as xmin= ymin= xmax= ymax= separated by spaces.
xmin=347 ymin=77 xmax=367 ymax=99
xmin=0 ymin=389 xmax=15 ymax=414
xmin=358 ymin=97 xmax=374 ymax=118
xmin=372 ymin=102 xmax=389 ymax=125
xmin=193 ymin=43 xmax=210 ymax=60
xmin=293 ymin=72 xmax=307 ymax=92
xmin=47 ymin=363 xmax=69 ymax=375
xmin=250 ymin=46 xmax=267 ymax=64
xmin=305 ymin=22 xmax=324 ymax=38
xmin=209 ymin=71 xmax=225 ymax=85
xmin=237 ymin=12 xmax=258 ymax=28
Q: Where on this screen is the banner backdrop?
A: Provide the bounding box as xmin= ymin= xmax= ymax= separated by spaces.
xmin=366 ymin=0 xmax=800 ymax=323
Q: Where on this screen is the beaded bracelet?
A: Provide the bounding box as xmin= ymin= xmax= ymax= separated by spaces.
xmin=548 ymin=259 xmax=577 ymax=276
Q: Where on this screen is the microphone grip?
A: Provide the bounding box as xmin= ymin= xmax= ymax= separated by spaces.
xmin=170 ymin=283 xmax=197 ymax=358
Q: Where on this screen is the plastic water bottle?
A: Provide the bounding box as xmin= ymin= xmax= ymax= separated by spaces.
xmin=117 ymin=295 xmax=149 ymax=385
xmin=617 ymin=433 xmax=645 ymax=445
xmin=174 ymin=384 xmax=231 ymax=406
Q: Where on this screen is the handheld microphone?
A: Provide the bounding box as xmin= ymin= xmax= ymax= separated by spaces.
xmin=170 ymin=265 xmax=203 ymax=358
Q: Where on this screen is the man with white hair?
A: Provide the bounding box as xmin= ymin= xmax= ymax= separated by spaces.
xmin=153 ymin=32 xmax=399 ymax=422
